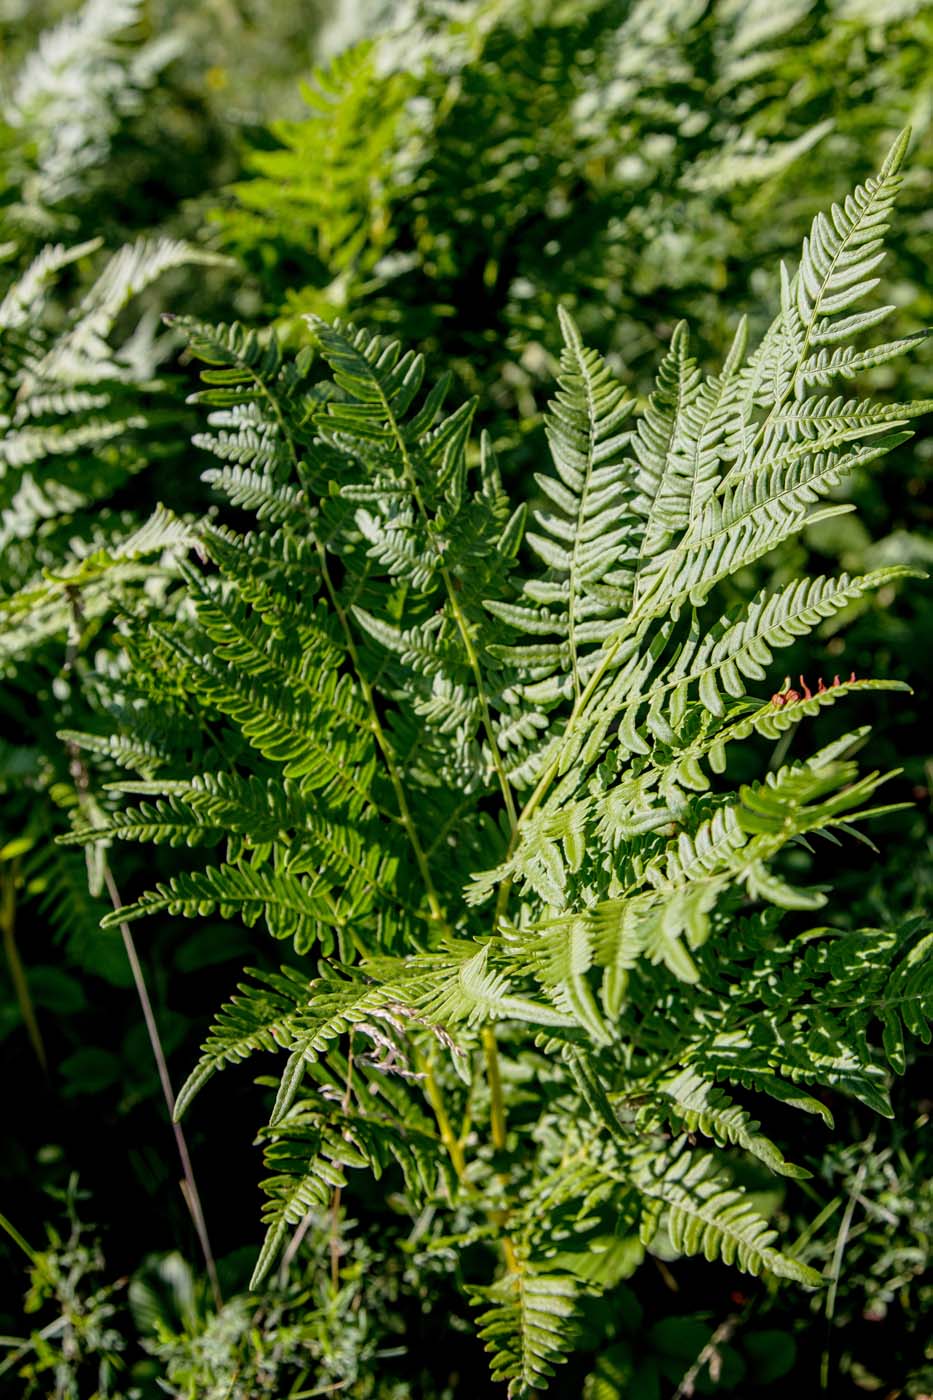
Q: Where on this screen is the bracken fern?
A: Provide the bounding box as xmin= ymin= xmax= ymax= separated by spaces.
xmin=66 ymin=131 xmax=933 ymax=1394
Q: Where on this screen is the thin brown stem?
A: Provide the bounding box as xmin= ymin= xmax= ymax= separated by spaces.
xmin=60 ymin=591 xmax=222 ymax=1311
xmin=103 ymin=865 xmax=223 ymax=1312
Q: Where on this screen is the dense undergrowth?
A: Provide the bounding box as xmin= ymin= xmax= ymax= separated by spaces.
xmin=0 ymin=2 xmax=930 ymax=1397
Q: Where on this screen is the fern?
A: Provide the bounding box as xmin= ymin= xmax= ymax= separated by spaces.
xmin=631 ymin=1141 xmax=819 ymax=1282
xmin=0 ymin=237 xmax=225 ymax=612
xmin=66 ymin=132 xmax=933 ymax=1394
xmin=647 ymin=1067 xmax=810 ymax=1179
xmin=212 ymin=40 xmax=417 ymax=321
xmin=0 ymin=225 xmax=229 ymax=1063
xmin=2 ymin=0 xmax=183 ymax=232
xmin=470 ymin=1268 xmax=580 ymax=1396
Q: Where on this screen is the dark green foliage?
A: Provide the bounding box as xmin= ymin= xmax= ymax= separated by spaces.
xmin=214 ymin=0 xmax=933 ymax=420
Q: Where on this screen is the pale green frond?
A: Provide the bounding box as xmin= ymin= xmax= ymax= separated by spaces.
xmin=631 ymin=321 xmax=703 ymax=561
xmin=99 ymin=860 xmax=346 ymax=950
xmin=673 ymin=565 xmax=921 ymax=718
xmin=29 ymin=240 xmax=230 ymax=385
xmin=633 ymin=1142 xmax=821 ymax=1283
xmin=0 ymin=238 xmax=101 ymax=329
xmin=500 ymin=305 xmax=636 ymax=699
xmin=250 ymin=1121 xmax=362 ymax=1288
xmin=651 ymin=1067 xmax=810 ymax=1179
xmin=173 ymin=965 xmax=311 ymax=1121
xmin=470 ymin=1267 xmax=579 ymax=1397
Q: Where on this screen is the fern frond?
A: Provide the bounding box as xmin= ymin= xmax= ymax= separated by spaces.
xmin=99 ymin=861 xmax=345 ymax=950
xmin=0 ymin=239 xmax=101 ymax=329
xmin=470 ymin=1267 xmax=579 ymax=1397
xmin=173 ymin=965 xmax=310 ymax=1121
xmin=488 ymin=307 xmax=635 ymax=702
xmin=250 ymin=1120 xmax=361 ymax=1288
xmin=678 ymin=565 xmax=921 ymax=718
xmin=32 ymin=240 xmax=229 ymax=384
xmin=633 ymin=1141 xmax=821 ymax=1283
xmin=649 ymin=1068 xmax=810 ymax=1179
xmin=631 ymin=320 xmax=703 ymax=561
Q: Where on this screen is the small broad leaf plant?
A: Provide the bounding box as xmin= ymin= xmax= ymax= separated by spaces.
xmin=67 ymin=131 xmax=933 ymax=1394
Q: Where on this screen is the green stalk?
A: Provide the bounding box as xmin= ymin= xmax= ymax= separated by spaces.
xmin=0 ymin=1210 xmax=37 ymax=1263
xmin=316 ymin=544 xmax=447 ymax=926
xmin=421 ymin=1052 xmax=469 ymax=1186
xmin=482 ymin=1026 xmax=507 ymax=1153
xmin=0 ymin=863 xmax=47 ymax=1072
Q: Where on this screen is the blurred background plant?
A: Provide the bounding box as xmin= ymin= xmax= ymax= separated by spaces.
xmin=0 ymin=1174 xmax=129 ymax=1399
xmin=1 ymin=0 xmax=930 ymax=1393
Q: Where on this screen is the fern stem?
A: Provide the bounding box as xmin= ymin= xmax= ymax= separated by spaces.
xmin=0 ymin=862 xmax=47 ymax=1072
xmin=458 ymin=1064 xmax=478 ymax=1144
xmin=480 ymin=1026 xmax=520 ymax=1273
xmin=316 ymin=545 xmax=446 ymax=924
xmin=442 ymin=568 xmax=518 ymax=832
xmin=500 ymin=1233 xmax=519 ymax=1275
xmin=482 ymin=1025 xmax=507 ymax=1152
xmin=421 ymin=1053 xmax=469 ymax=1185
xmin=370 ymin=361 xmax=518 ymax=831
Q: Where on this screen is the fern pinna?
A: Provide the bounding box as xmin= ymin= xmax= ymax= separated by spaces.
xmin=66 ymin=132 xmax=932 ymax=1394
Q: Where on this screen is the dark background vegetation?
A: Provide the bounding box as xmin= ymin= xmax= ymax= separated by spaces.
xmin=0 ymin=1 xmax=930 ymax=1395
